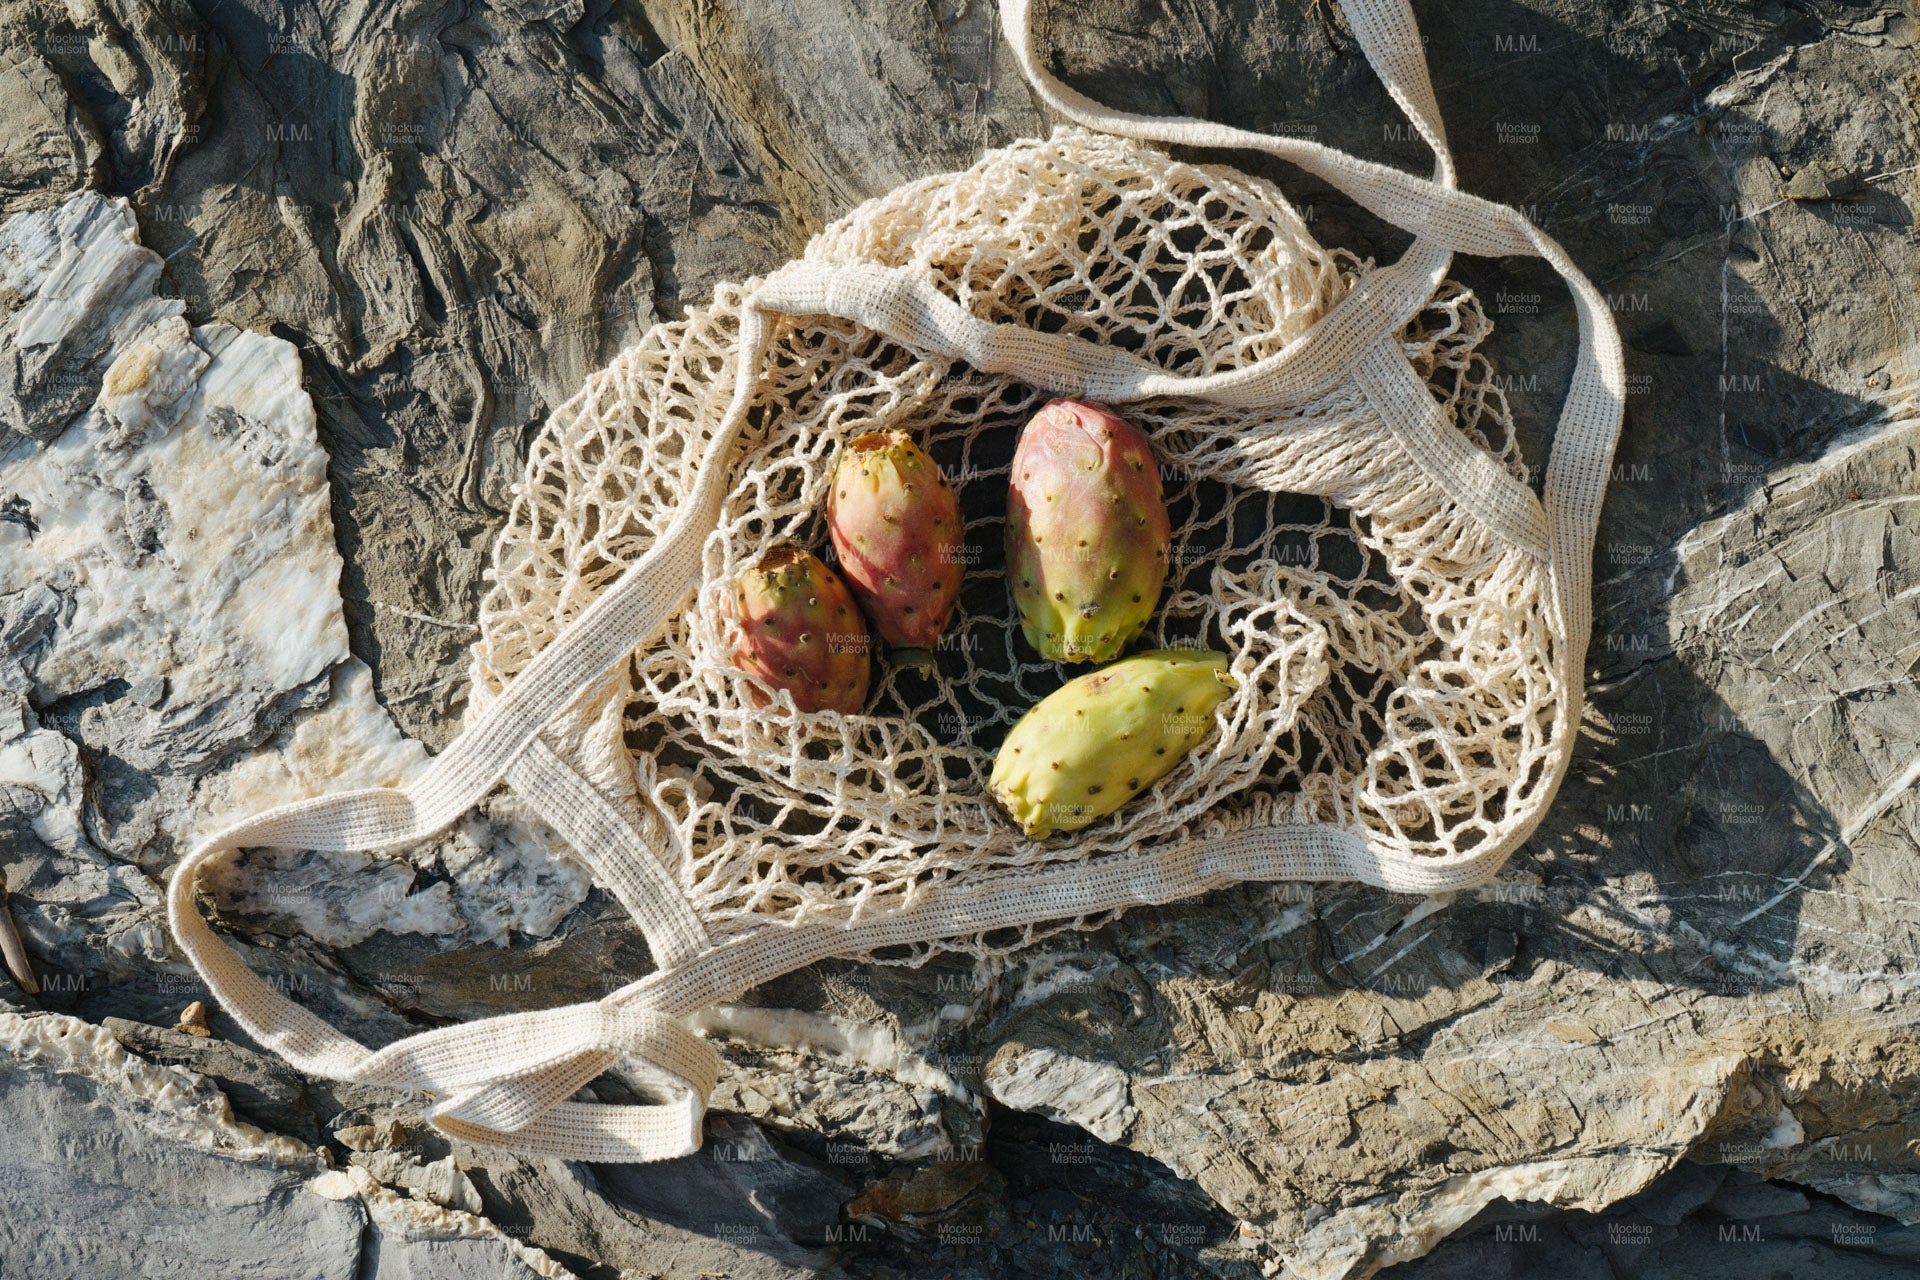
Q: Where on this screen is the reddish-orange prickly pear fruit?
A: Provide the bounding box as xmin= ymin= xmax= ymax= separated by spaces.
xmin=827 ymin=430 xmax=964 ymax=672
xmin=727 ymin=546 xmax=872 ymax=714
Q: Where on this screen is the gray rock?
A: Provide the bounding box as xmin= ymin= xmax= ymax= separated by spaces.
xmin=103 ymin=1014 xmax=326 ymax=1142
xmin=1390 ymin=1159 xmax=1920 ymax=1278
xmin=0 ymin=1015 xmax=362 ymax=1280
xmin=596 ymin=1113 xmax=848 ymax=1256
xmin=0 ymin=0 xmax=1917 ymax=1277
xmin=0 ymin=1010 xmax=567 ymax=1279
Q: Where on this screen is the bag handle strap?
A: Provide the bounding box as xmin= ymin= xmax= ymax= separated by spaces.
xmin=165 ymin=308 xmax=778 ymax=1160
xmin=750 ymin=259 xmax=1551 ymax=555
xmin=999 ymin=0 xmax=1625 ymax=666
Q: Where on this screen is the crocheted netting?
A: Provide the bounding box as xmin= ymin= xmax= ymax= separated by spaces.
xmin=469 ymin=127 xmax=1559 ymax=958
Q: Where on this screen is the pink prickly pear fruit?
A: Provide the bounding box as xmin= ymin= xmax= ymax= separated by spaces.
xmin=727 ymin=546 xmax=872 ymax=715
xmin=826 ymin=430 xmax=964 ymax=672
xmin=1006 ymin=399 xmax=1171 ymax=664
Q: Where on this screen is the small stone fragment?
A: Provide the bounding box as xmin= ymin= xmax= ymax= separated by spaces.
xmin=334 ymin=1118 xmax=408 ymax=1152
xmin=174 ymin=1001 xmax=211 ymax=1038
xmin=1781 ymin=159 xmax=1867 ymax=201
xmin=0 ymin=874 xmax=38 ymax=996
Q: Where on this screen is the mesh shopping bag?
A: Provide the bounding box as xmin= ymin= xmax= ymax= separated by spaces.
xmin=169 ymin=0 xmax=1624 ymax=1161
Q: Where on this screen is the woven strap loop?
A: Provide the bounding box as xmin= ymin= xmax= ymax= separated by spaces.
xmin=164 ymin=312 xmax=777 ymax=1161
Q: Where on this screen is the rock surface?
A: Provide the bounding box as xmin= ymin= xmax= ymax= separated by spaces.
xmin=0 ymin=1009 xmax=574 ymax=1278
xmin=0 ymin=0 xmax=1917 ymax=1278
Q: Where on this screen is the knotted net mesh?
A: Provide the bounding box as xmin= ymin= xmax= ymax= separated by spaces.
xmin=470 ymin=128 xmax=1565 ymax=959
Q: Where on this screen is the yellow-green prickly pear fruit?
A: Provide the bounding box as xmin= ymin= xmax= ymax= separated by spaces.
xmin=989 ymin=649 xmax=1235 ymax=839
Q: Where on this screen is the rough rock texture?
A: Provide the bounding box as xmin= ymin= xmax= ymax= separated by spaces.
xmin=0 ymin=1009 xmax=575 ymax=1278
xmin=0 ymin=0 xmax=1917 ymax=1277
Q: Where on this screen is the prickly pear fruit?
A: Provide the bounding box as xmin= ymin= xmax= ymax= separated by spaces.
xmin=1006 ymin=399 xmax=1170 ymax=664
xmin=727 ymin=546 xmax=871 ymax=715
xmin=826 ymin=431 xmax=964 ymax=671
xmin=989 ymin=648 xmax=1235 ymax=839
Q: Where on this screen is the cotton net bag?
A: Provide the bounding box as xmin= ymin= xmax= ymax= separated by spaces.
xmin=169 ymin=0 xmax=1624 ymax=1161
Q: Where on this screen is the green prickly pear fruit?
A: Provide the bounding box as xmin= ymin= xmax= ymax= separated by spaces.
xmin=989 ymin=648 xmax=1235 ymax=839
xmin=727 ymin=545 xmax=872 ymax=715
xmin=1006 ymin=398 xmax=1171 ymax=664
xmin=827 ymin=430 xmax=964 ymax=672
